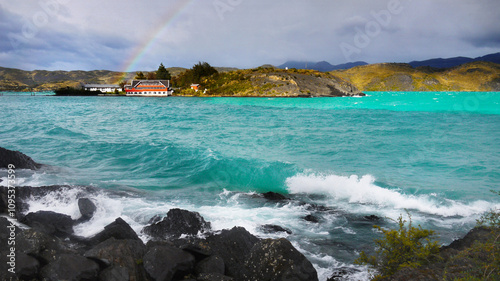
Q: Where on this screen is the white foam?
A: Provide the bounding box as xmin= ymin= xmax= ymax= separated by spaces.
xmin=286 ymin=173 xmax=498 ymax=217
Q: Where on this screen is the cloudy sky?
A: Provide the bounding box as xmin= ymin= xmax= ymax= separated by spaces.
xmin=1 ymin=0 xmax=499 ymax=71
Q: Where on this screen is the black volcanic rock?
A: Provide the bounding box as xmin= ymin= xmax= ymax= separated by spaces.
xmin=206 ymin=227 xmax=260 ymax=279
xmin=84 ymin=238 xmax=147 ymax=281
xmin=244 ymin=238 xmax=318 ymax=281
xmin=14 ymin=253 xmax=40 ymax=280
xmin=144 ymin=208 xmax=211 ymax=239
xmin=195 ymin=255 xmax=225 ymax=275
xmin=40 ymin=254 xmax=100 ymax=281
xmin=259 ymin=224 xmax=293 ymax=235
xmin=262 ymin=191 xmax=288 ymax=201
xmin=22 ymin=211 xmax=74 ymax=238
xmin=76 ymin=198 xmax=97 ymax=223
xmin=304 ymin=214 xmax=320 ymax=223
xmin=364 ymin=215 xmax=382 ymax=221
xmin=143 ymin=244 xmax=195 ymax=281
xmin=0 ymin=147 xmax=42 ymax=170
xmin=87 ymin=217 xmax=140 ymax=246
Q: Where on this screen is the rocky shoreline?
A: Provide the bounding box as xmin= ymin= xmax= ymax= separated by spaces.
xmin=0 ymin=187 xmax=318 ymax=281
xmin=1 ymin=147 xmax=497 ymax=281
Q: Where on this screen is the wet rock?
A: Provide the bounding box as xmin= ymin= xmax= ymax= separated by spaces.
xmin=262 ymin=191 xmax=288 ymax=201
xmin=259 ymin=224 xmax=293 ymax=234
xmin=16 ymin=228 xmax=72 ymax=264
xmin=99 ymin=265 xmax=130 ymax=281
xmin=84 ymin=238 xmax=147 ymax=281
xmin=144 ymin=208 xmax=211 ymax=239
xmin=0 ymin=147 xmax=42 ymax=170
xmin=243 ymin=238 xmax=318 ymax=281
xmin=0 ymin=186 xmax=9 ymax=214
xmin=206 ymin=227 xmax=260 ymax=279
xmin=195 ymin=255 xmax=225 ymax=275
xmin=364 ymin=215 xmax=382 ymax=221
xmin=197 ymin=273 xmax=234 ymax=281
xmin=327 ymin=267 xmax=361 ymax=281
xmin=87 ymin=217 xmax=140 ymax=246
xmin=442 ymin=226 xmax=493 ymax=252
xmin=76 ymin=198 xmax=97 ymax=223
xmin=40 ymin=253 xmax=99 ymax=281
xmin=15 ymin=253 xmax=40 ymax=280
xmin=22 ymin=210 xmax=74 ymax=238
xmin=304 ymin=214 xmax=320 ymax=223
xmin=143 ymin=244 xmax=195 ymax=281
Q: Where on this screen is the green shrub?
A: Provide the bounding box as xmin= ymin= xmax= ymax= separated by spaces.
xmin=450 ymin=190 xmax=499 ymax=280
xmin=355 ymin=213 xmax=440 ymax=278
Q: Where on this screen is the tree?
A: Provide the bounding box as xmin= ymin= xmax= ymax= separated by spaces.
xmin=191 ymin=61 xmax=218 ymax=82
xmin=171 ymin=62 xmax=218 ymax=88
xmin=146 ymin=72 xmax=156 ymax=80
xmin=156 ymin=63 xmax=171 ymax=80
xmin=135 ymin=72 xmax=146 ymax=80
xmin=355 ymin=213 xmax=439 ymax=278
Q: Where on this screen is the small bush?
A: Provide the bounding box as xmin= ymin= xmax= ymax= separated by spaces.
xmin=355 ymin=213 xmax=440 ymax=278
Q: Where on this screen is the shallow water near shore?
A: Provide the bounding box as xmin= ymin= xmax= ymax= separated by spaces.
xmin=1 ymin=91 xmax=499 ymax=280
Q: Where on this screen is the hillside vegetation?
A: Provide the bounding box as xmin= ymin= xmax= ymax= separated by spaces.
xmin=0 ymin=67 xmax=193 ymax=91
xmin=331 ymin=61 xmax=500 ymax=92
xmin=174 ymin=67 xmax=364 ymax=97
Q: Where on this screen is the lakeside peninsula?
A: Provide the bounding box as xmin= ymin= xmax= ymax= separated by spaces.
xmin=1 ymin=60 xmax=499 ymax=95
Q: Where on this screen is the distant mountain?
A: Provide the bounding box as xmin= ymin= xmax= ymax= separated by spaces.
xmin=409 ymin=52 xmax=500 ymax=68
xmin=278 ymin=61 xmax=368 ymax=72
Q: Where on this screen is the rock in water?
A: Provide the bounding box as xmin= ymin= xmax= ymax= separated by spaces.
xmin=261 ymin=192 xmax=288 ymax=201
xmin=144 ymin=208 xmax=211 ymax=239
xmin=259 ymin=224 xmax=293 ymax=234
xmin=22 ymin=211 xmax=74 ymax=238
xmin=0 ymin=147 xmax=42 ymax=170
xmin=87 ymin=217 xmax=140 ymax=246
xmin=76 ymin=198 xmax=97 ymax=223
xmin=244 ymin=238 xmax=318 ymax=281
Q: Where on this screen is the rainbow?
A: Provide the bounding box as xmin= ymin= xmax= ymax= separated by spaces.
xmin=117 ymin=0 xmax=197 ymax=82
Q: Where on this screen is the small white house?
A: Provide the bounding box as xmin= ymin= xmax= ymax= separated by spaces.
xmin=83 ymin=84 xmax=121 ymax=93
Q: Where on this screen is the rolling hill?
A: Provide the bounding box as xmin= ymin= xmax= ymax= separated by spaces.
xmin=331 ymin=61 xmax=500 ymax=92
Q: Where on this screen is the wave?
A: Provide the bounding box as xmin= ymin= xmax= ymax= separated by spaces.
xmin=285 ymin=173 xmax=497 ymax=217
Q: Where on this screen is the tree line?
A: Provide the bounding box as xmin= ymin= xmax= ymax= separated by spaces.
xmin=133 ymin=62 xmax=218 ymax=89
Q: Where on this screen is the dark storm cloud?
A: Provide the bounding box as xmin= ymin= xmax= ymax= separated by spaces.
xmin=0 ymin=0 xmax=499 ymax=71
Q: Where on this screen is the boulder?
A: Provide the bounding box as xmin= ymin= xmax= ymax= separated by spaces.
xmin=87 ymin=217 xmax=140 ymax=246
xmin=76 ymin=197 xmax=97 ymax=223
xmin=259 ymin=224 xmax=293 ymax=235
xmin=14 ymin=253 xmax=40 ymax=280
xmin=243 ymin=238 xmax=318 ymax=281
xmin=206 ymin=227 xmax=260 ymax=279
xmin=0 ymin=147 xmax=42 ymax=170
xmin=304 ymin=214 xmax=320 ymax=223
xmin=144 ymin=208 xmax=211 ymax=239
xmin=197 ymin=273 xmax=234 ymax=281
xmin=143 ymin=244 xmax=195 ymax=281
xmin=84 ymin=238 xmax=147 ymax=281
xmin=22 ymin=210 xmax=74 ymax=238
xmin=327 ymin=267 xmax=361 ymax=281
xmin=40 ymin=254 xmax=100 ymax=281
xmin=99 ymin=265 xmax=130 ymax=281
xmin=261 ymin=192 xmax=288 ymax=201
xmin=364 ymin=215 xmax=382 ymax=221
xmin=0 ymin=186 xmax=9 ymax=214
xmin=16 ymin=228 xmax=72 ymax=264
xmin=195 ymin=255 xmax=225 ymax=275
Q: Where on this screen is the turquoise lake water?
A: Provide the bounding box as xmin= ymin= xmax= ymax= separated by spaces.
xmin=1 ymin=91 xmax=499 ymax=280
